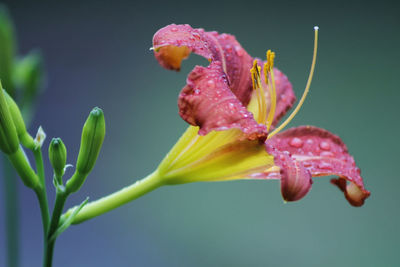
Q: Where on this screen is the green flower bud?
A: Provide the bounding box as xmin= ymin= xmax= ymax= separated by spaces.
xmin=0 ymin=81 xmax=19 ymax=154
xmin=8 ymin=147 xmax=39 ymax=189
xmin=49 ymin=138 xmax=67 ymax=177
xmin=3 ymin=89 xmax=34 ymax=149
xmin=0 ymin=5 xmax=16 ymax=95
xmin=66 ymin=107 xmax=105 ymax=193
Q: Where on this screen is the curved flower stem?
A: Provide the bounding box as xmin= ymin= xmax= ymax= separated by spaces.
xmin=62 ymin=170 xmax=163 ymax=225
xmin=2 ymin=155 xmax=20 ymax=267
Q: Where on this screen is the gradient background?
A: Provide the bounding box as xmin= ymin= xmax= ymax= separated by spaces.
xmin=0 ymin=0 xmax=399 ymax=266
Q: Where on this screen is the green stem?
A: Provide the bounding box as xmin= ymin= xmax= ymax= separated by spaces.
xmin=32 ymin=148 xmax=51 ymax=267
xmin=44 ymin=187 xmax=68 ymax=267
xmin=33 ymin=148 xmax=50 ymax=233
xmin=63 ymin=170 xmax=163 ymax=224
xmin=2 ymin=155 xmax=19 ymax=267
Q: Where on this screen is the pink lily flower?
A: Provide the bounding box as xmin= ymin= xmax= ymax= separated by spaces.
xmin=152 ymin=24 xmax=370 ymax=206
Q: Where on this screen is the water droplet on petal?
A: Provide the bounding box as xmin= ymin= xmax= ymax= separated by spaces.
xmin=171 ymin=27 xmax=178 ymax=32
xmin=207 ymin=80 xmax=215 ymax=88
xmin=320 ymin=151 xmax=334 ymax=157
xmin=319 ymin=141 xmax=331 ymax=150
xmin=289 ymin=137 xmax=303 ymax=148
xmin=306 ymin=139 xmax=314 ymax=145
xmin=318 ymin=162 xmax=333 ymax=170
xmin=303 ymin=161 xmax=312 ymax=167
xmin=192 ymin=32 xmax=201 ymax=39
xmin=235 ymin=46 xmax=244 ymax=56
xmin=225 ymin=44 xmax=233 ymax=53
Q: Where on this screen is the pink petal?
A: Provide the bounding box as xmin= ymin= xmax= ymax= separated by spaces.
xmin=266 ymin=144 xmax=313 ymax=201
xmin=268 ymin=126 xmax=370 ymax=206
xmin=153 ymin=24 xmax=254 ymax=105
xmin=152 ymin=24 xmax=295 ymax=140
xmin=179 ymin=61 xmax=267 ymax=139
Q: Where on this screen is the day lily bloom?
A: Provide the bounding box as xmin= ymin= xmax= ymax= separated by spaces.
xmin=65 ymin=23 xmax=370 ymax=226
xmin=152 ymin=24 xmax=370 ymax=206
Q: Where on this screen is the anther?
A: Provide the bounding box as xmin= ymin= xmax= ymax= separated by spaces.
xmin=265 ymin=50 xmax=277 ymax=132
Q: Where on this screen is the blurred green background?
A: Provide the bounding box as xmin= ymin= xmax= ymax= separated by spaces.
xmin=0 ymin=0 xmax=399 ymax=266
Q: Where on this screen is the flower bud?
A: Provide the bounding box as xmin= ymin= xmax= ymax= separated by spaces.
xmin=66 ymin=107 xmax=105 ymax=193
xmin=0 ymin=6 xmax=16 ymax=95
xmin=49 ymin=137 xmax=67 ymax=177
xmin=3 ymin=89 xmax=34 ymax=148
xmin=0 ymin=81 xmax=19 ymax=154
xmin=13 ymin=51 xmax=44 ymax=110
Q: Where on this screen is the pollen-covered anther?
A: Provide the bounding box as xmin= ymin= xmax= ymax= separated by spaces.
xmin=250 ymin=60 xmax=268 ymax=125
xmin=264 ymin=50 xmax=277 ymax=132
xmin=250 ymin=60 xmax=261 ymax=90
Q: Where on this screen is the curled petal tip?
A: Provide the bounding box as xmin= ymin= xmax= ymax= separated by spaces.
xmin=266 ymin=145 xmax=313 ymax=202
xmin=331 ymin=178 xmax=370 ymax=207
xmin=280 ymin=160 xmax=313 ymax=202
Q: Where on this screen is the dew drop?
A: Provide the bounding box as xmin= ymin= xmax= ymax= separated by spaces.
xmin=235 ymin=46 xmax=244 ymax=56
xmin=171 ymin=27 xmax=178 ymax=32
xmin=221 ymin=34 xmax=229 ymax=40
xmin=318 ymin=162 xmax=333 ymax=170
xmin=319 ymin=141 xmax=331 ymax=150
xmin=320 ymin=151 xmax=334 ymax=157
xmin=207 ymin=80 xmax=215 ymax=88
xmin=192 ymin=32 xmax=201 ymax=39
xmin=289 ymin=137 xmax=303 ymax=148
xmin=303 ymin=161 xmax=312 ymax=167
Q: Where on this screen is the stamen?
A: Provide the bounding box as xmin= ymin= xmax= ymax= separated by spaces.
xmin=265 ymin=50 xmax=277 ymax=132
xmin=250 ymin=60 xmax=267 ymax=124
xmin=250 ymin=60 xmax=258 ymax=91
xmin=268 ymin=26 xmax=319 ymax=139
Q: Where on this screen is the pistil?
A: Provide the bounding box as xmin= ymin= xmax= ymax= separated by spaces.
xmin=268 ymin=26 xmax=319 ymax=139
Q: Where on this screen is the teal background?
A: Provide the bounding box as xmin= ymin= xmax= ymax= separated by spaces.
xmin=0 ymin=0 xmax=399 ymax=266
